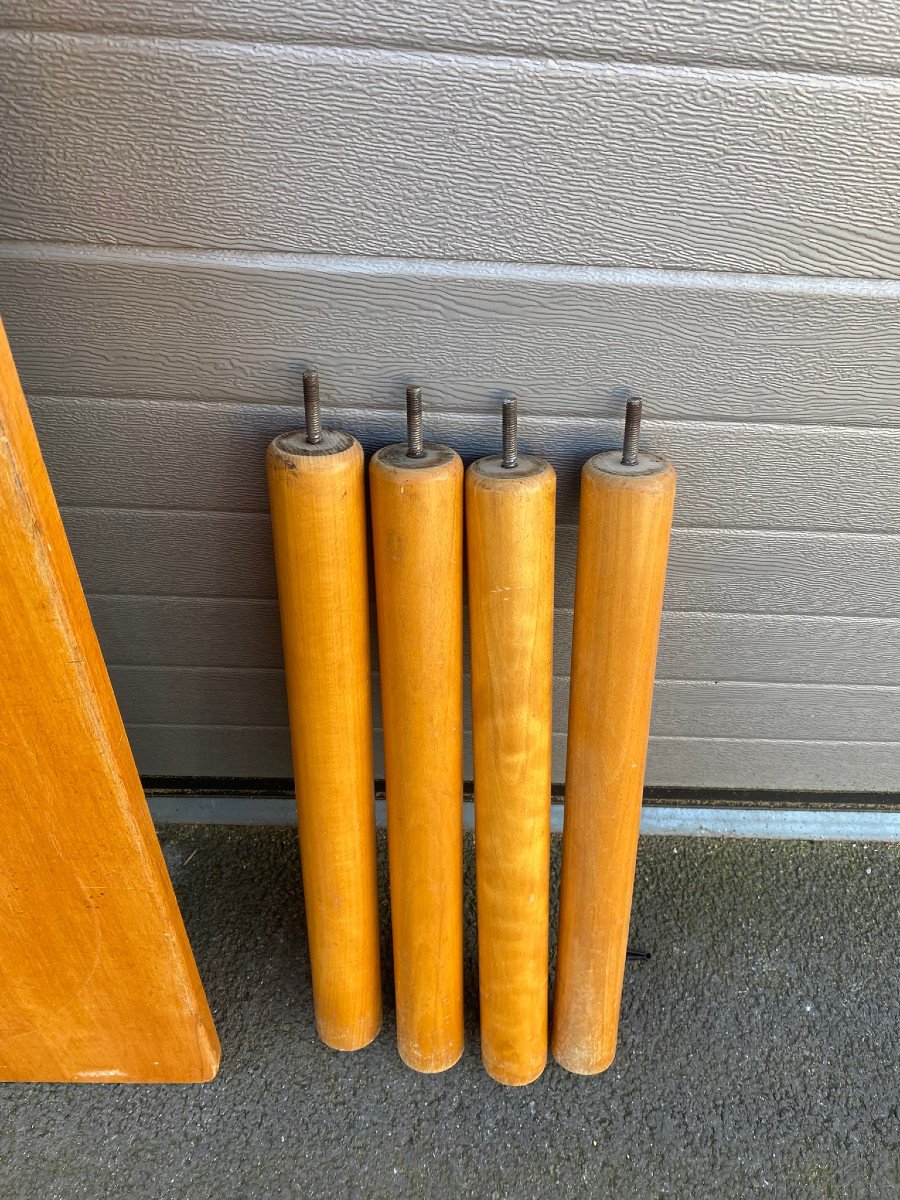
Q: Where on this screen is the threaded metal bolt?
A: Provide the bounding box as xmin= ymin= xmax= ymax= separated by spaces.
xmin=501 ymin=396 xmax=518 ymax=468
xmin=622 ymin=396 xmax=642 ymax=466
xmin=303 ymin=371 xmax=322 ymax=445
xmin=406 ymin=386 xmax=425 ymax=459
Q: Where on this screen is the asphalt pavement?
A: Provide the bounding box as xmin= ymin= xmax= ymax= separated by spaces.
xmin=1 ymin=822 xmax=896 ymax=1199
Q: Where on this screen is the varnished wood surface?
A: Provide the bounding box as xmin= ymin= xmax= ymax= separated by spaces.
xmin=552 ymin=453 xmax=676 ymax=1075
xmin=266 ymin=432 xmax=381 ymax=1050
xmin=370 ymin=445 xmax=464 ymax=1072
xmin=0 ymin=319 xmax=220 ymax=1083
xmin=467 ymin=456 xmax=555 ymax=1085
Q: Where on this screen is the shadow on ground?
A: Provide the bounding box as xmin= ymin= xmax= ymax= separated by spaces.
xmin=1 ymin=825 xmax=897 ymax=1199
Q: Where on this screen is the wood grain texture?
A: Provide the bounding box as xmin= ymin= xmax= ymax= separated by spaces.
xmin=466 ymin=456 xmax=555 ymax=1085
xmin=108 ymin=668 xmax=900 ymax=745
xmin=267 ymin=431 xmax=381 ymax=1050
xmin=0 ymin=319 xmax=219 ymax=1083
xmin=28 ymin=395 xmax=900 ymax=532
xmin=5 ymin=0 xmax=900 ymax=74
xmin=3 ymin=32 xmax=900 ymax=276
xmin=7 ymin=250 xmax=900 ymax=427
xmin=127 ymin=725 xmax=900 ymax=792
xmin=370 ymin=444 xmax=464 ymax=1072
xmin=57 ymin=507 xmax=900 ymax=617
xmin=552 ymin=452 xmax=677 ymax=1075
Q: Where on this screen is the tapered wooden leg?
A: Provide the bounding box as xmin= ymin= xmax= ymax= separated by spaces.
xmin=370 ymin=439 xmax=464 ymax=1073
xmin=467 ymin=451 xmax=555 ymax=1085
xmin=267 ymin=422 xmax=382 ymax=1051
xmin=552 ymin=435 xmax=676 ymax=1075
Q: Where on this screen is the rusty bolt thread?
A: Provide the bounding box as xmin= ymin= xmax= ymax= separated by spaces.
xmin=501 ymin=396 xmax=518 ymax=468
xmin=303 ymin=371 xmax=322 ymax=445
xmin=622 ymin=397 xmax=643 ymax=466
xmin=406 ymin=386 xmax=425 ymax=458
